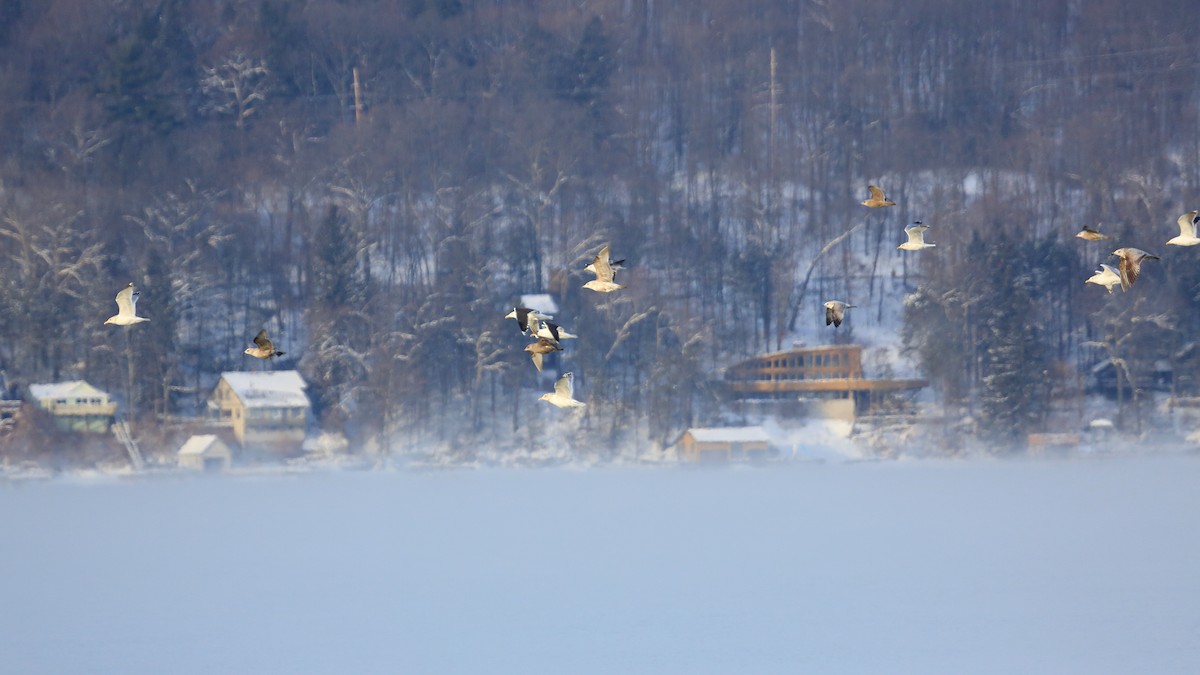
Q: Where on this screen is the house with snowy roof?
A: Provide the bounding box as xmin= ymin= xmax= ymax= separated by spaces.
xmin=677 ymin=426 xmax=772 ymax=462
xmin=177 ymin=434 xmax=233 ymax=472
xmin=209 ymin=371 xmax=310 ymax=452
xmin=27 ymin=380 xmax=118 ymax=432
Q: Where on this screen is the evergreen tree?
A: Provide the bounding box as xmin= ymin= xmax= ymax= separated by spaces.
xmin=977 ymin=237 xmax=1048 ymax=447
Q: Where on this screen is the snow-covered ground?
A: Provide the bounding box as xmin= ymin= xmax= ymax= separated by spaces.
xmin=2 ymin=455 xmax=1198 ymax=674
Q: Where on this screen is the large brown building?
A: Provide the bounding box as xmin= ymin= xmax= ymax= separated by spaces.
xmin=723 ymin=345 xmax=926 ymax=415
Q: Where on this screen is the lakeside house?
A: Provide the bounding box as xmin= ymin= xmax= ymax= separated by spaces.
xmin=723 ymin=344 xmax=927 ymax=418
xmin=209 ymin=371 xmax=310 ymax=453
xmin=27 ymin=380 xmax=118 ymax=433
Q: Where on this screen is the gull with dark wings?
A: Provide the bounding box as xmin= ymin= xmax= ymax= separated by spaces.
xmin=1076 ymin=225 xmax=1111 ymax=241
xmin=505 ymin=306 xmax=553 ymax=334
xmin=823 ymin=301 xmax=856 ymax=328
xmin=860 ymin=185 xmax=896 ymax=208
xmin=524 ymin=337 xmax=562 ymax=373
xmin=1111 ymin=247 xmax=1159 ymax=291
xmin=245 ymin=330 xmax=286 ymax=359
xmin=583 ymin=244 xmax=625 ymax=293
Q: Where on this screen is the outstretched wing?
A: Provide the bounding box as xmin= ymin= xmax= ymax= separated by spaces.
xmin=530 ymin=351 xmax=544 ymax=372
xmin=904 ymin=224 xmax=928 ymax=243
xmin=554 ymin=372 xmax=575 ymax=397
xmin=115 ymin=284 xmax=138 ymax=316
xmin=589 ymin=246 xmax=614 ymax=282
xmin=1117 ymin=253 xmax=1138 ymax=290
xmin=825 ymin=305 xmax=835 ymax=326
xmin=253 ymin=330 xmax=273 ymax=351
xmin=867 ymin=185 xmax=886 ymax=201
xmin=1178 ymin=211 xmax=1198 ymax=239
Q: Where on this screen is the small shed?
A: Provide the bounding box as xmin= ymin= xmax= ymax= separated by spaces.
xmin=678 ymin=426 xmax=772 ymax=462
xmin=177 ymin=434 xmax=233 ymax=472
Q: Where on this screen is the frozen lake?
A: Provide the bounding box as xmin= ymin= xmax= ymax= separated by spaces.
xmin=2 ymin=456 xmax=1199 ymax=674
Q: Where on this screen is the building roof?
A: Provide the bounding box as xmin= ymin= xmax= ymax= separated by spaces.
xmin=685 ymin=426 xmax=771 ymax=443
xmin=519 ymin=293 xmax=559 ymax=315
xmin=28 ymin=381 xmax=108 ymax=400
xmin=219 ymin=371 xmax=310 ymax=409
xmin=178 ymin=434 xmax=229 ymax=456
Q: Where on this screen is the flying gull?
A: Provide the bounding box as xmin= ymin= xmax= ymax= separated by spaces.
xmin=584 ymin=247 xmax=625 ymax=276
xmin=1085 ymin=264 xmax=1121 ymax=294
xmin=860 ymin=185 xmax=896 ymax=208
xmin=524 ymin=337 xmax=563 ymax=373
xmin=823 ymin=301 xmax=856 ymax=327
xmin=898 ymin=222 xmax=935 ymax=251
xmin=245 ymin=330 xmax=286 ymax=359
xmin=1111 ymin=247 xmax=1159 ymax=291
xmin=505 ymin=307 xmax=553 ymax=334
xmin=104 ymin=283 xmax=150 ymax=326
xmin=1166 ymin=210 xmax=1200 ymax=247
xmin=539 ymin=371 xmax=585 ymax=408
xmin=536 ymin=320 xmax=576 ymax=342
xmin=583 ymin=244 xmax=626 ymax=293
xmin=1076 ymin=225 xmax=1111 ymax=241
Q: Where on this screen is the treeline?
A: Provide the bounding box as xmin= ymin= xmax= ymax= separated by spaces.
xmin=0 ymin=0 xmax=1197 ymax=453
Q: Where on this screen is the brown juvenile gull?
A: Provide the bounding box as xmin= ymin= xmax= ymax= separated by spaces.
xmin=524 ymin=337 xmax=563 ymax=373
xmin=505 ymin=306 xmax=553 ymax=334
xmin=1076 ymin=225 xmax=1111 ymax=241
xmin=104 ymin=283 xmax=150 ymax=326
xmin=898 ymin=222 xmax=935 ymax=251
xmin=244 ymin=330 xmax=286 ymax=359
xmin=1166 ymin=210 xmax=1200 ymax=247
xmin=539 ymin=371 xmax=585 ymax=408
xmin=1111 ymin=247 xmax=1159 ymax=291
xmin=582 ymin=244 xmax=626 ymax=293
xmin=823 ymin=301 xmax=856 ymax=327
xmin=860 ymin=185 xmax=896 ymax=208
xmin=1085 ymin=264 xmax=1121 ymax=294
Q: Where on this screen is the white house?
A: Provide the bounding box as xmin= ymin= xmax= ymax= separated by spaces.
xmin=27 ymin=380 xmax=118 ymax=432
xmin=177 ymin=434 xmax=233 ymax=472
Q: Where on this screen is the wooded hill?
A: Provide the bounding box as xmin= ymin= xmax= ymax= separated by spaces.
xmin=0 ymin=0 xmax=1197 ymax=454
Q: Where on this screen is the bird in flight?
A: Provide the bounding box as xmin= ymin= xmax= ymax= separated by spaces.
xmin=104 ymin=283 xmax=150 ymax=326
xmin=898 ymin=222 xmax=935 ymax=251
xmin=583 ymin=244 xmax=626 ymax=293
xmin=539 ymin=372 xmax=585 ymax=408
xmin=1085 ymin=264 xmax=1121 ymax=294
xmin=244 ymin=330 xmax=286 ymax=359
xmin=524 ymin=337 xmax=562 ymax=373
xmin=823 ymin=301 xmax=856 ymax=327
xmin=1111 ymin=247 xmax=1159 ymax=291
xmin=860 ymin=185 xmax=896 ymax=208
xmin=1075 ymin=225 xmax=1111 ymax=241
xmin=1166 ymin=210 xmax=1200 ymax=247
xmin=505 ymin=307 xmax=553 ymax=334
